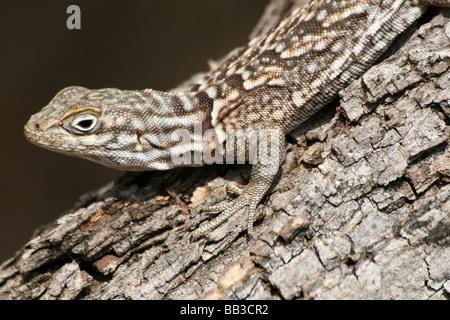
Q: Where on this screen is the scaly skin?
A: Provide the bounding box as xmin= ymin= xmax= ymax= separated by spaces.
xmin=24 ymin=0 xmax=450 ymax=240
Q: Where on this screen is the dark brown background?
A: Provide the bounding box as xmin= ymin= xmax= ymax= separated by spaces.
xmin=0 ymin=0 xmax=268 ymax=262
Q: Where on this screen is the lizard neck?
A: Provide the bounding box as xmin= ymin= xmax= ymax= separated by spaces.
xmin=98 ymin=88 xmax=215 ymax=170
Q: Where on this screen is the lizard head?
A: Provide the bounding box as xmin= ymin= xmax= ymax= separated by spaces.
xmin=24 ymin=86 xmax=181 ymax=171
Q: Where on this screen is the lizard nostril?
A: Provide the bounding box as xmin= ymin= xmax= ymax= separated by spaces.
xmin=35 ymin=123 xmax=40 ymax=130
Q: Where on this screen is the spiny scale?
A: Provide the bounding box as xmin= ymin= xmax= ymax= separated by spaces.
xmin=24 ymin=0 xmax=450 ymax=240
xmin=197 ymin=0 xmax=429 ymax=136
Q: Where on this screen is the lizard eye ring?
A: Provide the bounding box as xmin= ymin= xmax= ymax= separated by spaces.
xmin=67 ymin=113 xmax=99 ymax=134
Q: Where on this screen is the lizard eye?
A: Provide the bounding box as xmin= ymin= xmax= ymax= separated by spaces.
xmin=67 ymin=113 xmax=99 ymax=134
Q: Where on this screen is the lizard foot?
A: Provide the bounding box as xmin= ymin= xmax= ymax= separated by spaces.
xmin=191 ymin=181 xmax=266 ymax=241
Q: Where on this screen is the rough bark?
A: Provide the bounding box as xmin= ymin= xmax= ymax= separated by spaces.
xmin=1 ymin=2 xmax=449 ymax=300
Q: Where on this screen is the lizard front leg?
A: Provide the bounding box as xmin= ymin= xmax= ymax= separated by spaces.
xmin=191 ymin=123 xmax=286 ymax=241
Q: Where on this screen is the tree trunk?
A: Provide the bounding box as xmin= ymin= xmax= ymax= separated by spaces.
xmin=1 ymin=2 xmax=449 ymax=300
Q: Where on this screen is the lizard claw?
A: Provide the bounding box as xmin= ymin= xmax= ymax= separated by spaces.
xmin=200 ymin=183 xmax=243 ymax=213
xmin=191 ymin=181 xmax=267 ymax=241
xmin=191 ymin=189 xmax=255 ymax=241
xmin=225 ymin=183 xmax=243 ymax=195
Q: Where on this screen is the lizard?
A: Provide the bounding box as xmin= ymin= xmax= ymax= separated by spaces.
xmin=24 ymin=0 xmax=450 ymax=241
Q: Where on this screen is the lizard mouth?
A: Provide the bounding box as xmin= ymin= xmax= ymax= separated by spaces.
xmin=24 ymin=122 xmax=42 ymax=143
xmin=24 ymin=123 xmax=55 ymax=150
xmin=24 ymin=113 xmax=64 ymax=148
xmin=23 ymin=118 xmax=66 ymax=152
